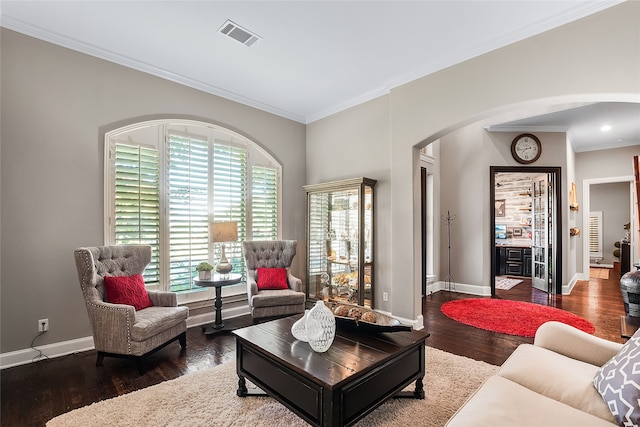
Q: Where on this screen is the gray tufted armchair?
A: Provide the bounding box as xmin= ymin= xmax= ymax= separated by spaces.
xmin=243 ymin=240 xmax=306 ymax=320
xmin=74 ymin=245 xmax=188 ymax=372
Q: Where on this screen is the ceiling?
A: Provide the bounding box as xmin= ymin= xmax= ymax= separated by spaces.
xmin=1 ymin=1 xmax=638 ymax=152
xmin=487 ymin=102 xmax=640 ymax=153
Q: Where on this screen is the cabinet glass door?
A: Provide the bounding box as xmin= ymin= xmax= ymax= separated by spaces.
xmin=306 ymin=178 xmax=375 ymax=308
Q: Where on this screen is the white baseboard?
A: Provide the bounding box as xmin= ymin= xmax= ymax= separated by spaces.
xmin=187 ymin=305 xmax=250 ymax=328
xmin=388 ymin=312 xmax=425 ymax=330
xmin=427 ymin=280 xmax=490 ymax=296
xmin=0 ymin=336 xmax=95 ymax=370
xmin=1 ymin=305 xmax=251 ymax=370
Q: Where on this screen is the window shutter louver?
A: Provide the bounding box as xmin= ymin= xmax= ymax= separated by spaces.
xmin=168 ymin=133 xmax=210 ymax=292
xmin=113 ymin=143 xmax=160 ymax=284
xmin=252 ymin=166 xmax=278 ymax=240
xmin=213 ymin=144 xmax=247 ymax=278
xmin=589 ymin=212 xmax=603 ymax=258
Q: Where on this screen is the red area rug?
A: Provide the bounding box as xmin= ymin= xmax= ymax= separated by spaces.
xmin=441 ymin=298 xmax=595 ymax=338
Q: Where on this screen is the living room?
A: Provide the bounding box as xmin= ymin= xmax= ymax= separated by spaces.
xmin=1 ymin=1 xmax=640 ymax=425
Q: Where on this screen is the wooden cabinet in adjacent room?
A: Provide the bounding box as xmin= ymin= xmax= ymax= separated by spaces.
xmin=496 ymin=246 xmax=532 ymax=277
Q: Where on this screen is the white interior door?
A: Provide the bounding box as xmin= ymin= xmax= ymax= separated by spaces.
xmin=532 ymin=174 xmax=550 ymax=292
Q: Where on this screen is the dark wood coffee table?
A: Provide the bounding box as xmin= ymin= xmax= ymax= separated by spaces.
xmin=233 ymin=315 xmax=429 ymax=427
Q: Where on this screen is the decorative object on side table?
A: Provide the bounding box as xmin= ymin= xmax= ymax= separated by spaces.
xmin=211 ymin=221 xmax=238 ymax=275
xmin=195 ymin=261 xmax=214 ymax=280
xmin=306 ymin=300 xmax=336 ymax=352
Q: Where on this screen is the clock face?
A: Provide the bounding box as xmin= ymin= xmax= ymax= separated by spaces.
xmin=511 ymin=134 xmax=541 ymax=164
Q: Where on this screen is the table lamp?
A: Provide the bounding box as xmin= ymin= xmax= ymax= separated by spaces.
xmin=211 ymin=221 xmax=238 ymax=275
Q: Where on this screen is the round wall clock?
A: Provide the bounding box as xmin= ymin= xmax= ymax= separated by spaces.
xmin=511 ymin=133 xmax=542 ymax=164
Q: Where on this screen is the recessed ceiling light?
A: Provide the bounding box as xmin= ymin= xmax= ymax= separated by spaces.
xmin=600 ymin=124 xmax=612 ymax=132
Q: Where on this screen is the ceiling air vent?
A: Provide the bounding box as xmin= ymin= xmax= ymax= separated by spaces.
xmin=219 ymin=20 xmax=261 ymax=47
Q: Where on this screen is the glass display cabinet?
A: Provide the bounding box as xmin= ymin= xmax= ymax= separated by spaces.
xmin=304 ymin=177 xmax=376 ymax=308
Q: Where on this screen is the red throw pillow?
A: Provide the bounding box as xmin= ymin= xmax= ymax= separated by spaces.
xmin=256 ymin=268 xmax=289 ymax=290
xmin=103 ymin=274 xmax=154 ymax=311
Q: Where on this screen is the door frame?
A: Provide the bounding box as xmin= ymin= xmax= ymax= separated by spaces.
xmin=490 ymin=166 xmax=563 ymax=296
xmin=582 ymin=176 xmax=636 ymax=278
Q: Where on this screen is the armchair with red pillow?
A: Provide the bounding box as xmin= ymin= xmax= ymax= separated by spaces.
xmin=243 ymin=240 xmax=306 ymax=320
xmin=74 ymin=245 xmax=188 ymax=373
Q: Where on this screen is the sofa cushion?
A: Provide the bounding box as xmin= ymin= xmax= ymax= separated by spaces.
xmin=257 ymin=267 xmax=289 ymax=290
xmin=499 ymin=343 xmax=615 ymax=423
xmin=446 ymin=376 xmax=617 ymax=427
xmin=593 ymin=327 xmax=640 ymax=427
xmin=103 ymin=274 xmax=153 ymax=311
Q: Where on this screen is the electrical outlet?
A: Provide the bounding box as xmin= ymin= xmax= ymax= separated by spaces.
xmin=38 ymin=318 xmax=49 ymax=332
xmin=383 ymin=292 xmax=389 ymax=302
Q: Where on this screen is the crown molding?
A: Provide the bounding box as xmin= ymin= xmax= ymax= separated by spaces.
xmin=0 ymin=16 xmax=306 ymax=124
xmin=1 ymin=0 xmax=624 ymax=126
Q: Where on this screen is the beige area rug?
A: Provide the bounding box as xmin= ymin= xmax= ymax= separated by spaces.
xmin=495 ymin=277 xmax=523 ymax=290
xmin=47 ymin=347 xmax=497 ymax=427
xmin=590 ymin=267 xmax=610 ymax=279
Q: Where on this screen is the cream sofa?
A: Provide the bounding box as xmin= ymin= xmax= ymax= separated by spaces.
xmin=446 ymin=321 xmax=625 ymax=426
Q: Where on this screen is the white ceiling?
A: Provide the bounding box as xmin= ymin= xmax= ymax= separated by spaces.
xmin=487 ymin=102 xmax=640 ymax=153
xmin=2 ymin=1 xmax=638 ymax=152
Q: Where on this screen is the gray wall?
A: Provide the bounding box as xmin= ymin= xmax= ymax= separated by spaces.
xmin=2 ymin=2 xmax=639 ymax=355
xmin=439 ymin=126 xmax=573 ymax=291
xmin=307 ymin=2 xmax=640 ymax=322
xmin=575 ymin=146 xmax=639 ymax=271
xmin=1 ymin=29 xmax=307 ymax=353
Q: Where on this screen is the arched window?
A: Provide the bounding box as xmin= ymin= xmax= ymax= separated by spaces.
xmin=104 ymin=119 xmax=281 ymax=295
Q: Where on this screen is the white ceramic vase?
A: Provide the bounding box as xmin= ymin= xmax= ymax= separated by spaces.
xmin=306 ymin=300 xmax=336 ymax=352
xmin=291 ymin=309 xmax=310 ymax=342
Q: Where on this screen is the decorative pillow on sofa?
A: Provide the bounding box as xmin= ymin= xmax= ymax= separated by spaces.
xmin=256 ymin=267 xmax=289 ymax=290
xmin=103 ymin=274 xmax=154 ymax=311
xmin=593 ymin=327 xmax=640 ymax=427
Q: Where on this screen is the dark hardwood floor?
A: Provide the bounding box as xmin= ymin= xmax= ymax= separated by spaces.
xmin=1 ymin=267 xmax=628 ymax=427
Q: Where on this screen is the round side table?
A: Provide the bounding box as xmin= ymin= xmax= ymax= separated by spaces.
xmin=194 ymin=273 xmax=242 ymax=334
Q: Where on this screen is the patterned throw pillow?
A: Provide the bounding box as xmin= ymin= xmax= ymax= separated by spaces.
xmin=103 ymin=274 xmax=154 ymax=311
xmin=593 ymin=327 xmax=640 ymax=426
xmin=256 ymin=267 xmax=289 ymax=290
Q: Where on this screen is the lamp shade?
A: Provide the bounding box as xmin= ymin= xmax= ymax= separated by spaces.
xmin=211 ymin=221 xmax=238 ymax=242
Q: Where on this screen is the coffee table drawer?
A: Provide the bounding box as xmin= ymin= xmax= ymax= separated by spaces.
xmin=239 ymin=346 xmax=323 ymax=424
xmin=341 ymin=346 xmax=423 ymax=423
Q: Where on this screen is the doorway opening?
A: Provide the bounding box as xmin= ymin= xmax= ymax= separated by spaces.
xmin=583 ymin=176 xmax=637 ymax=279
xmin=490 ymin=166 xmax=563 ymax=297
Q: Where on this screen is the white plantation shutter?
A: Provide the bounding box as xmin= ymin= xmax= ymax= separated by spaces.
xmin=213 ymin=143 xmax=247 ymax=276
xmin=252 ymin=166 xmax=278 ymax=240
xmin=168 ymin=133 xmax=210 ymax=292
xmin=589 ymin=211 xmax=603 ymax=258
xmin=113 ymin=143 xmax=160 ymax=284
xmin=106 ymin=120 xmax=282 ymax=296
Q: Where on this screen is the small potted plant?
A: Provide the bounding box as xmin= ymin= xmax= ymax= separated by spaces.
xmin=195 ymin=261 xmax=214 ymax=280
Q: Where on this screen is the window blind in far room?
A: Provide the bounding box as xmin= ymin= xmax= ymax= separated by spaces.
xmin=168 ymin=132 xmax=209 ymax=292
xmin=589 ymin=211 xmax=603 ymax=259
xmin=113 ymin=143 xmax=161 ymax=284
